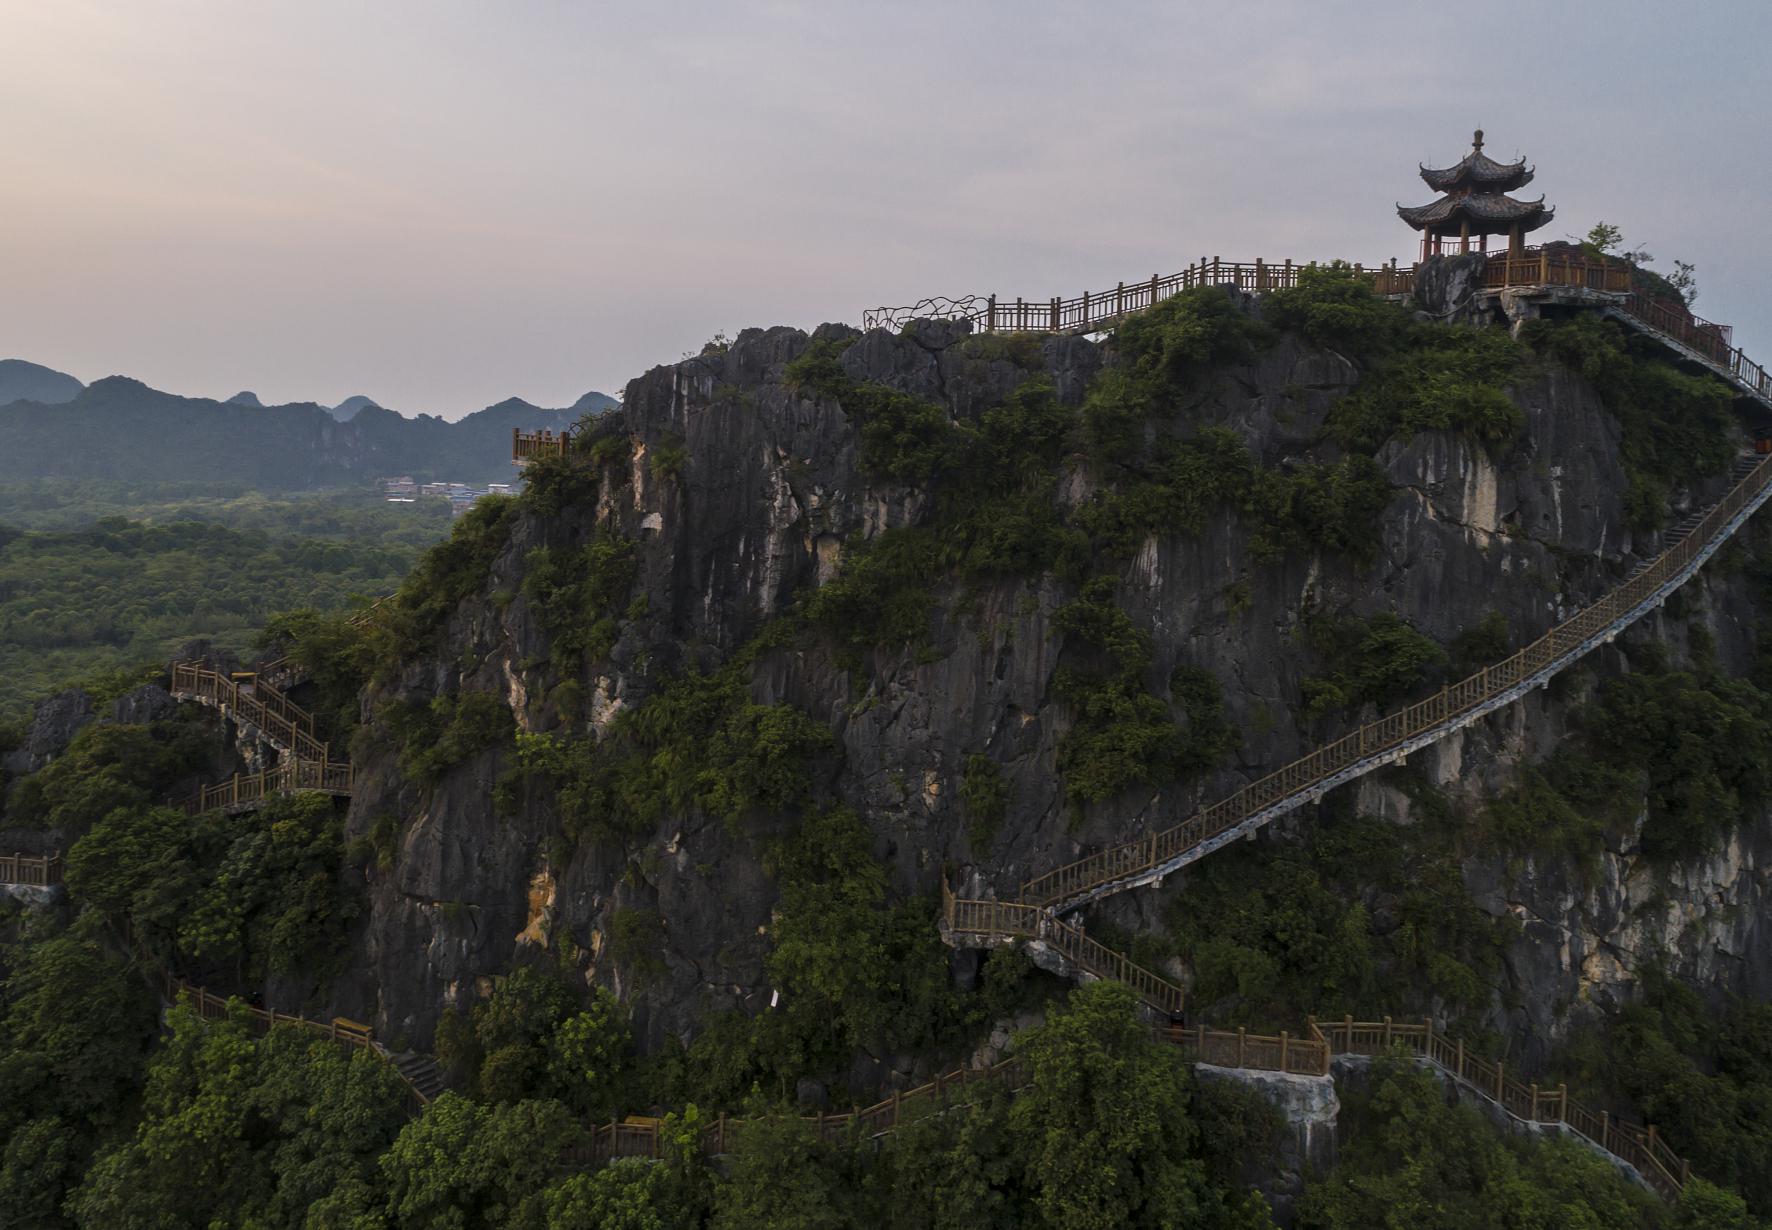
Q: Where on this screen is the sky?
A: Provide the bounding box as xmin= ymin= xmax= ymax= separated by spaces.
xmin=2 ymin=0 xmax=1769 ymax=419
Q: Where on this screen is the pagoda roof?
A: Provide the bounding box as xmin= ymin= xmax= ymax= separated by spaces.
xmin=1396 ymin=192 xmax=1554 ymax=234
xmin=1419 ymin=130 xmax=1534 ymax=193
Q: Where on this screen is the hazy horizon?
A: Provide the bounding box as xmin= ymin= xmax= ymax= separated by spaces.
xmin=4 ymin=1 xmax=1769 ymax=419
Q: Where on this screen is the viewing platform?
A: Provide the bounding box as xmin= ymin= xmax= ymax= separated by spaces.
xmin=512 ymin=425 xmax=572 ymax=463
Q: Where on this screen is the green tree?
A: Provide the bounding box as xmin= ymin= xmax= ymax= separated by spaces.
xmin=379 ymin=1093 xmax=583 ymax=1230
xmin=1008 ymin=982 xmax=1215 ymax=1229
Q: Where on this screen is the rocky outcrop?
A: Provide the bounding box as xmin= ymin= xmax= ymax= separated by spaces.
xmin=329 ymin=303 xmax=1772 ymax=1070
xmin=2 ymin=688 xmax=96 ymax=776
xmin=1199 ymin=1064 xmax=1339 ymax=1220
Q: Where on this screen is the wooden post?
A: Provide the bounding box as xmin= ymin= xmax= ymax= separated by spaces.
xmin=891 ymin=1089 xmax=901 ymax=1127
xmin=1237 ymin=1026 xmax=1246 ymax=1068
xmin=1529 ymin=1082 xmax=1540 ymax=1121
xmin=1049 ymin=296 xmax=1058 ymax=331
xmin=986 ymin=294 xmax=996 ymax=331
xmin=1383 ymin=1016 xmax=1393 ymax=1047
xmin=1343 ymin=1014 xmax=1353 ymax=1050
xmin=1557 ymin=1083 xmax=1568 ymax=1123
xmin=1600 ymin=1109 xmax=1610 ymax=1148
xmin=1455 ymin=1037 xmax=1464 ymax=1079
xmin=1149 ymin=273 xmax=1158 ymax=308
xmin=1279 ymin=1030 xmax=1290 ymax=1072
xmin=1197 ymin=1022 xmax=1207 ymax=1056
xmin=1115 ymin=281 xmax=1124 ymax=317
xmin=1495 ymin=1061 xmax=1505 ymax=1102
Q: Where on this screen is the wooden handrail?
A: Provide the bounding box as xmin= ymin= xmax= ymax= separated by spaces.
xmin=1319 ymin=1015 xmax=1688 ymax=1197
xmin=173 ymin=759 xmax=355 ymax=815
xmin=940 ymin=882 xmax=1185 ymax=1017
xmin=169 ymin=661 xmax=331 ymax=762
xmin=0 ymin=850 xmax=63 ymax=887
xmin=1018 ymin=451 xmax=1772 ymax=910
xmin=514 ymin=426 xmax=573 ymax=462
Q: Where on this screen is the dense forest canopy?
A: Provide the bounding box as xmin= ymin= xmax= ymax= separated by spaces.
xmin=0 ymin=490 xmax=449 ymax=719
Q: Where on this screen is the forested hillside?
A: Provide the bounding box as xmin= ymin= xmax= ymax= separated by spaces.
xmin=5 ymin=263 xmax=1772 ymax=1226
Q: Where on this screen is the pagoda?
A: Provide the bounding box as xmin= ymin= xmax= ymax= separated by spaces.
xmin=1398 ymin=130 xmax=1553 ymax=262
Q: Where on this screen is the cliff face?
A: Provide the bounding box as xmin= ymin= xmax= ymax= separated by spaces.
xmin=330 ymin=294 xmax=1772 ymax=1063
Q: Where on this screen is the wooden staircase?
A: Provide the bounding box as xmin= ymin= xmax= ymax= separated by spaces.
xmin=169 ymin=661 xmax=353 ymax=812
xmin=392 ymin=1052 xmax=446 ymax=1102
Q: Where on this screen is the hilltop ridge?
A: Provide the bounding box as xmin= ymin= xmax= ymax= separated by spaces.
xmin=0 ymin=375 xmax=619 ymax=488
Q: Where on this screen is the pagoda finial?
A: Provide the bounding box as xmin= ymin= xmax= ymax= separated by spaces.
xmin=1473 ymin=128 xmax=1484 ymax=152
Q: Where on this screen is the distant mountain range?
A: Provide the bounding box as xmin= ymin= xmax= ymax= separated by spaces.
xmin=0 ymin=360 xmax=618 ymax=488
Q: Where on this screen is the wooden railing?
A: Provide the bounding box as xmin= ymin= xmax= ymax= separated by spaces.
xmin=1319 ymin=1015 xmax=1690 ymax=1197
xmin=0 ymin=850 xmax=63 ymax=886
xmin=174 ymin=759 xmax=355 ymax=815
xmin=1019 ymin=451 xmax=1772 ymax=910
xmin=942 ymin=882 xmax=1187 ymax=1017
xmin=864 ymin=257 xmax=1396 ymax=334
xmin=170 ymin=661 xmax=330 ymax=763
xmin=169 ymin=659 xmax=355 ymax=809
xmin=1623 ymin=291 xmax=1770 ymax=399
xmin=513 ymin=426 xmax=572 ymax=463
xmin=863 ymin=249 xmax=1770 ymax=405
xmin=1168 ymin=1020 xmax=1330 ymax=1077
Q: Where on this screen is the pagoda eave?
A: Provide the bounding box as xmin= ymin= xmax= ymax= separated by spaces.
xmin=1396 ymin=196 xmax=1554 ymax=236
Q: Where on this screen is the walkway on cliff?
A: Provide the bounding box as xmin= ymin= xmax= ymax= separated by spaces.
xmin=1001 ymin=448 xmax=1772 ymax=914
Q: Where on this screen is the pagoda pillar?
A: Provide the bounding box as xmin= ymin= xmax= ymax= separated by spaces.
xmin=1508 ymin=224 xmax=1523 ymax=259
xmin=1459 ymin=220 xmax=1470 ymax=254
